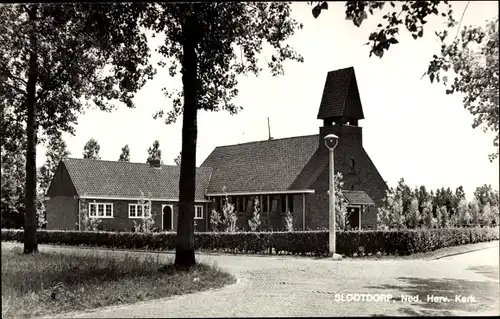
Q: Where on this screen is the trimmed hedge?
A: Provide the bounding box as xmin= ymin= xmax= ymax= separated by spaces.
xmin=2 ymin=227 xmax=499 ymax=257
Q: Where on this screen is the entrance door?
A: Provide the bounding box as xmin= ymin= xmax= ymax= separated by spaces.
xmin=162 ymin=205 xmax=173 ymax=231
xmin=347 ymin=206 xmax=361 ymax=230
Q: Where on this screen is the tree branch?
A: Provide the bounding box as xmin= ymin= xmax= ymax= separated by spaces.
xmin=455 ymin=1 xmax=471 ymax=41
xmin=3 ymin=82 xmax=27 ymax=95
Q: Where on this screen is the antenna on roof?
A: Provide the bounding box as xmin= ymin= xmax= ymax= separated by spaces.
xmin=267 ymin=117 xmax=273 ymax=140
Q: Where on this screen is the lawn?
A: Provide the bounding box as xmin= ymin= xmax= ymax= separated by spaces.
xmin=1 ymin=246 xmax=235 ymax=318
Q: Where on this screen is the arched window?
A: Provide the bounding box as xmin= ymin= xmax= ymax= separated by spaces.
xmin=349 ymin=158 xmax=355 ymax=172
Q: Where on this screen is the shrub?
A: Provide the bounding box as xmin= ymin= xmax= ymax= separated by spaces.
xmin=2 ymin=227 xmax=498 ymax=257
xmin=77 ymin=199 xmax=101 ymax=231
xmin=248 ymin=196 xmax=261 ymax=231
xmin=284 ymin=210 xmax=293 ymax=232
xmin=132 ymin=191 xmax=156 ymax=233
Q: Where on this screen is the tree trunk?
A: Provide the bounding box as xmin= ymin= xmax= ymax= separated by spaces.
xmin=175 ymin=16 xmax=198 ymax=268
xmin=24 ymin=5 xmax=39 ymax=254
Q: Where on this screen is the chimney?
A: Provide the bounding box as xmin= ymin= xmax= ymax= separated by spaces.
xmin=149 ymin=159 xmax=161 ymax=168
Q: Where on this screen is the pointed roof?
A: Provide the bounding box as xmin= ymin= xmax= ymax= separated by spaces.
xmin=317 ymin=67 xmax=365 ymax=120
xmin=54 ymin=158 xmax=212 ymax=201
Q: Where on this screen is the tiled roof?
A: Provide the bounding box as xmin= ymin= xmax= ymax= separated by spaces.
xmin=342 ymin=190 xmax=375 ymax=206
xmin=201 ymin=135 xmax=320 ymax=193
xmin=61 ymin=158 xmax=212 ymax=201
xmin=317 ymin=67 xmax=365 ymax=120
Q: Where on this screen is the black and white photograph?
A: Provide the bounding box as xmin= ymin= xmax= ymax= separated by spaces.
xmin=1 ymin=1 xmax=499 ymax=317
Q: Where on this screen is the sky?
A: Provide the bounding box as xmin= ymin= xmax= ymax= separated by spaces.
xmin=36 ymin=1 xmax=499 ymax=200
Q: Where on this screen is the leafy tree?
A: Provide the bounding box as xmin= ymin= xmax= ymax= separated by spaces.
xmin=481 ymin=202 xmax=492 ymax=227
xmin=416 ymin=185 xmax=431 ymax=215
xmin=395 ymin=178 xmax=413 ymax=215
xmin=427 ymin=17 xmax=499 ymax=161
xmin=421 ymin=198 xmax=434 ymax=228
xmin=133 ymin=191 xmax=155 ymax=233
xmin=248 ymin=196 xmax=261 ymax=232
xmin=141 ymin=2 xmax=303 ymax=267
xmin=82 ymin=138 xmax=101 ymax=160
xmin=0 ymin=134 xmax=26 ymax=229
xmin=456 ymin=198 xmax=471 ymax=227
xmin=491 ymin=205 xmax=500 ymax=227
xmin=285 ymin=210 xmax=294 ymax=232
xmin=1 ymin=3 xmax=153 ymax=252
xmin=377 ymin=187 xmax=405 ymax=230
xmin=118 ymin=145 xmax=130 ymax=162
xmin=311 ymin=1 xmax=456 ymax=58
xmin=474 ymin=184 xmax=499 ymax=207
xmin=436 ymin=205 xmax=450 ymax=228
xmin=146 ymin=140 xmax=162 ymax=164
xmin=37 ymin=134 xmax=70 ymax=229
xmin=452 ymin=186 xmax=466 ymax=215
xmin=406 ymin=197 xmax=420 ymax=229
xmin=469 ymin=199 xmax=480 ymax=226
xmin=38 ymin=134 xmax=70 ymax=194
xmin=77 ymin=199 xmax=101 ymax=231
xmin=334 ymin=172 xmax=348 ymax=230
xmin=312 ymin=2 xmax=497 ymax=160
xmin=174 ymin=152 xmax=182 ymax=166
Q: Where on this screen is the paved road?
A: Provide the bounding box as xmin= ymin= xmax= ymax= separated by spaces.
xmin=5 ymin=242 xmax=499 ymax=317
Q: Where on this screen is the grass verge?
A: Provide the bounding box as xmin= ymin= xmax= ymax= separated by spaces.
xmin=1 ymin=246 xmax=235 ymax=318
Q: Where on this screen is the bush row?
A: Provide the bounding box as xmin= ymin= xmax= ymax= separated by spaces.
xmin=2 ymin=227 xmax=498 ymax=257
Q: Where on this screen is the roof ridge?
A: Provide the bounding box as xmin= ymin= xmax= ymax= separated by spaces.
xmin=64 ymin=157 xmax=211 ymax=170
xmin=215 ymin=133 xmax=319 ymax=149
xmin=327 ymin=66 xmax=354 ymax=74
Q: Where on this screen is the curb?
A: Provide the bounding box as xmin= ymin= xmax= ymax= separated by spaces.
xmin=432 ymin=243 xmax=499 ymax=260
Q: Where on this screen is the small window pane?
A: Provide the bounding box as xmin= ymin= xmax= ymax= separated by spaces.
xmin=137 ymin=205 xmax=143 ymax=217
xmin=98 ymin=204 xmax=104 ymax=216
xmin=90 ymin=204 xmax=96 ymax=216
xmin=105 ymin=204 xmax=112 ymax=216
xmin=130 ymin=205 xmax=136 ymax=217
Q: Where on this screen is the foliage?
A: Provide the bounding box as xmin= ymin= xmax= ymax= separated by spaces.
xmin=82 ymin=138 xmax=101 ymax=160
xmin=118 ymin=145 xmax=130 ymax=162
xmin=209 ymin=209 xmax=223 ymax=232
xmin=406 ymin=197 xmax=420 ymax=228
xmin=1 ymin=3 xmax=154 ymax=252
xmin=426 ymin=17 xmax=499 ymax=161
xmin=248 ymin=196 xmax=261 ymax=231
xmin=146 ymin=140 xmax=162 ymax=164
xmin=334 ymin=172 xmax=348 ymax=230
xmin=395 ymin=178 xmax=414 ymax=215
xmin=38 ymin=134 xmax=70 ymax=194
xmin=310 ymin=1 xmax=456 ymax=58
xmin=0 ymin=132 xmax=26 ymax=229
xmin=174 ymin=152 xmax=182 ymax=166
xmin=36 ymin=134 xmax=70 ymax=229
xmin=210 ymin=187 xmax=238 ymax=233
xmin=78 ymin=199 xmax=101 ymax=231
xmin=436 ymin=205 xmax=450 ymax=229
xmin=455 ymin=198 xmax=471 ymax=227
xmin=284 ymin=210 xmax=293 ymax=232
xmin=468 ymin=199 xmax=481 ymax=226
xmin=421 ymin=198 xmax=433 ymax=228
xmin=491 ymin=205 xmax=500 ymax=226
xmin=2 ymin=227 xmax=499 ymax=258
xmin=377 ymin=187 xmax=405 ymax=230
xmin=474 ymin=184 xmax=499 ymax=207
xmin=132 ymin=191 xmax=155 ymax=233
xmin=141 ymin=2 xmax=304 ymax=266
